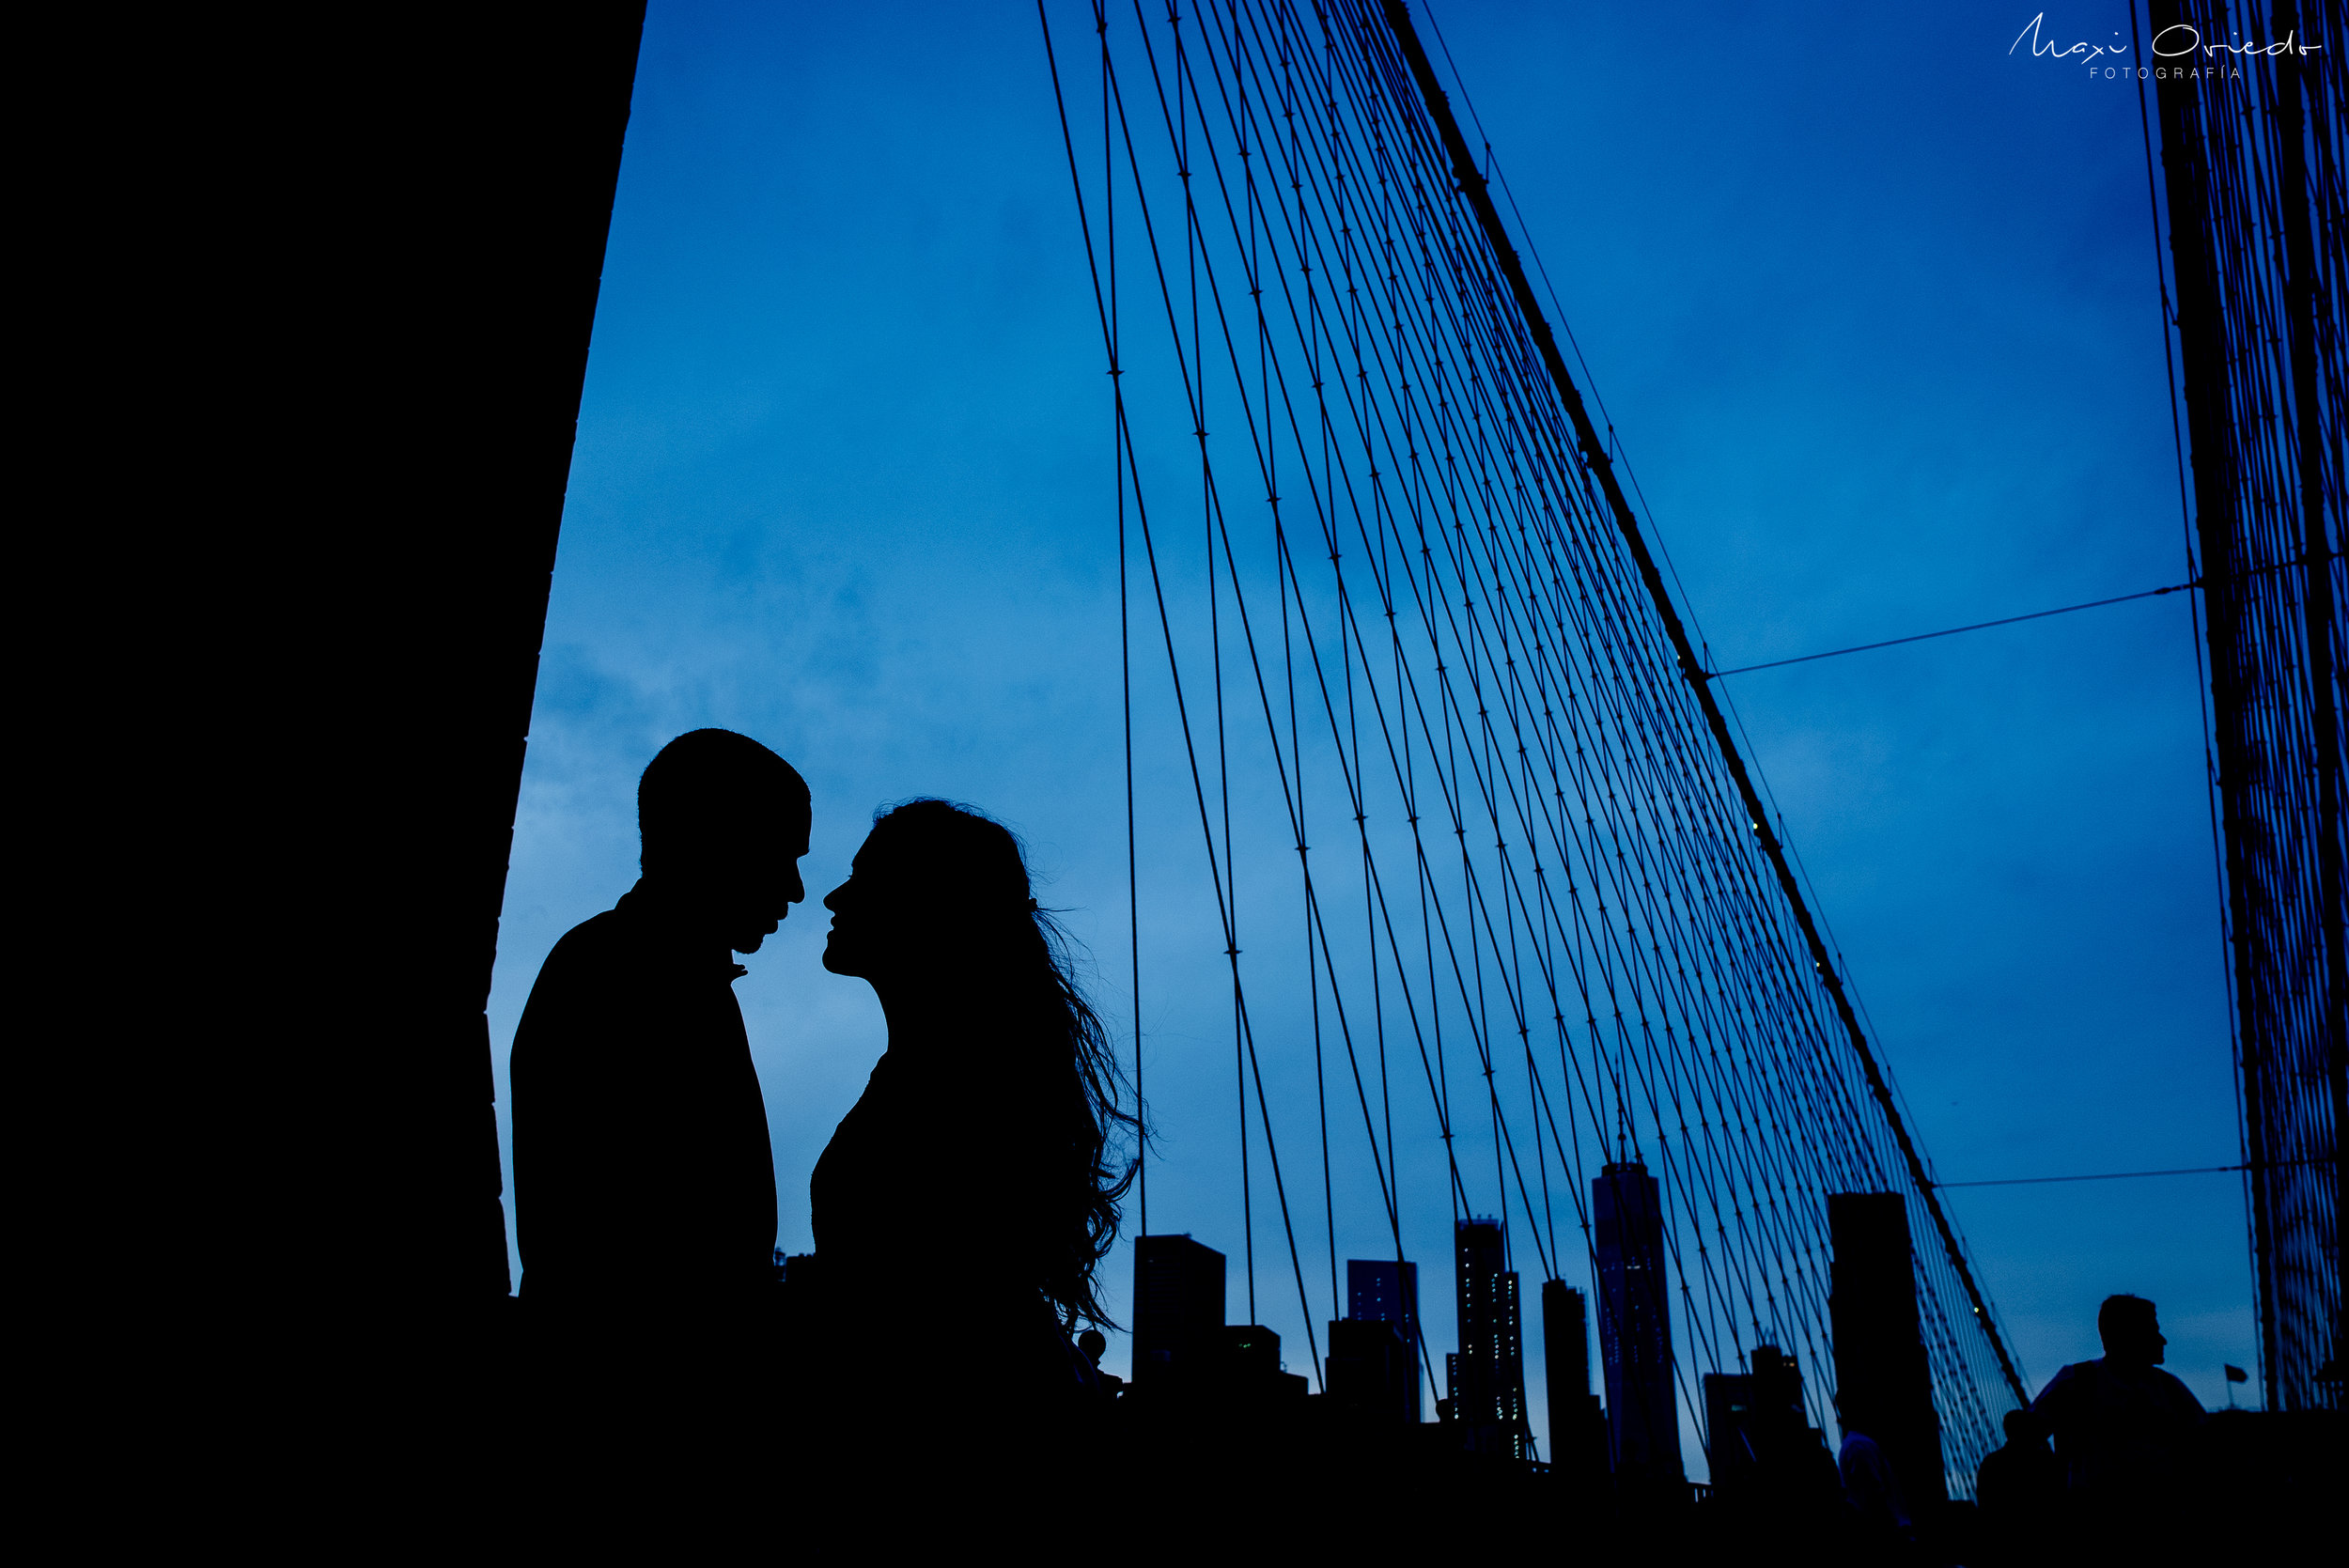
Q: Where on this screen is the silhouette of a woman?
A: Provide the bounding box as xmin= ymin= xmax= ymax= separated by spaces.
xmin=808 ymin=799 xmax=1133 ymax=1438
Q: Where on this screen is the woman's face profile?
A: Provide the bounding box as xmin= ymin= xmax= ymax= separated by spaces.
xmin=821 ymin=833 xmax=921 ymax=981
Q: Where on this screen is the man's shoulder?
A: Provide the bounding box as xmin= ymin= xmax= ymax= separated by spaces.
xmin=2147 ymin=1365 xmax=2205 ymax=1415
xmin=518 ymin=908 xmax=636 ymax=1024
xmin=2035 ymin=1358 xmax=2091 ymax=1396
xmin=541 ymin=908 xmax=630 ymax=968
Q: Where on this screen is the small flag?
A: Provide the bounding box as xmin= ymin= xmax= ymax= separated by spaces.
xmin=2225 ymin=1364 xmax=2249 ymax=1383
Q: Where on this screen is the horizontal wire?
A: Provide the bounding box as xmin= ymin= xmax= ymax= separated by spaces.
xmin=1935 ymin=1164 xmax=2243 ymax=1189
xmin=1705 ymin=551 xmax=2338 ymax=680
xmin=1706 ymin=582 xmax=2197 ymax=679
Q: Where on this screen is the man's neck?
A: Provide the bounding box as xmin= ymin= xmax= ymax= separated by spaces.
xmin=624 ymin=877 xmax=734 ymax=959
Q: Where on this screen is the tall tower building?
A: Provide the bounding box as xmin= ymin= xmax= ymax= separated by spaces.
xmin=1543 ymin=1280 xmax=1590 ymax=1404
xmin=1348 ymin=1259 xmax=1421 ymax=1346
xmin=1449 ymin=1218 xmax=1528 ymax=1458
xmin=1133 ymin=1234 xmax=1225 ymax=1387
xmin=1542 ymin=1280 xmax=1608 ymax=1478
xmin=1346 ymin=1258 xmax=1423 ymax=1421
xmin=1595 ymin=1161 xmax=1683 ymax=1479
xmin=1828 ymin=1192 xmax=1947 ymax=1507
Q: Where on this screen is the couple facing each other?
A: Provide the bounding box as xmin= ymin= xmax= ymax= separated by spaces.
xmin=510 ymin=727 xmax=1131 ymax=1422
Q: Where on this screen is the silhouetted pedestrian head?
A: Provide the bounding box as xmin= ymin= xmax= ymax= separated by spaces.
xmin=822 ymin=798 xmax=1136 ymax=1326
xmin=2097 ymin=1293 xmax=2166 ymax=1367
xmin=2002 ymin=1407 xmax=2045 ymax=1445
xmin=638 ymin=728 xmax=811 ymax=953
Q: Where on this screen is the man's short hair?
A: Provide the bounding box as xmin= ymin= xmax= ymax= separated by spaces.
xmin=2097 ymin=1293 xmax=2156 ymax=1347
xmin=638 ymin=729 xmax=808 ymax=869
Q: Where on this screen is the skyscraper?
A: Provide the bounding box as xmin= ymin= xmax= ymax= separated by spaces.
xmin=1828 ymin=1192 xmax=1947 ymax=1507
xmin=1133 ymin=1234 xmax=1225 ymax=1387
xmin=1543 ymin=1280 xmax=1590 ymax=1405
xmin=1345 ymin=1258 xmax=1423 ymax=1422
xmin=1542 ymin=1280 xmax=1609 ymax=1480
xmin=1348 ymin=1259 xmax=1421 ymax=1346
xmin=1595 ymin=1161 xmax=1683 ymax=1479
xmin=1450 ymin=1219 xmax=1528 ymax=1459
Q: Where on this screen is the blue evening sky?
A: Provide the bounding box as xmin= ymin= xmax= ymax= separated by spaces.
xmin=489 ymin=2 xmax=2259 ymax=1461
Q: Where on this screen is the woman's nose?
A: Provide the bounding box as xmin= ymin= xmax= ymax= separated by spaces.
xmin=823 ymin=881 xmax=848 ymax=911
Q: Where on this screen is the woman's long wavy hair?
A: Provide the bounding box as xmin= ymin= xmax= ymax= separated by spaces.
xmin=866 ymin=799 xmax=1139 ymax=1329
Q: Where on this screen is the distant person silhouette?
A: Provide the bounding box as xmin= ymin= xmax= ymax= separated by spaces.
xmin=1077 ymin=1327 xmax=1122 ymax=1386
xmin=1836 ymin=1393 xmax=1914 ymax=1548
xmin=2030 ymin=1295 xmax=2205 ymax=1507
xmin=1975 ymin=1407 xmax=2064 ymax=1562
xmin=511 ymin=729 xmax=809 ymax=1309
xmin=804 ymin=800 xmax=1132 ymax=1453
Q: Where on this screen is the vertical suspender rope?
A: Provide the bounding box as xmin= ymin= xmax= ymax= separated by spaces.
xmin=1116 ymin=1 xmax=1145 ymax=1245
xmin=1194 ymin=1 xmax=1258 ymax=1329
xmin=1377 ymin=0 xmax=2030 ymax=1407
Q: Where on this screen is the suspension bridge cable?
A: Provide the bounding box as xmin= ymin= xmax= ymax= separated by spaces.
xmin=1374 ymin=0 xmax=2029 ymax=1408
xmin=1047 ymin=0 xmax=2033 ymax=1475
xmin=1392 ymin=7 xmax=2036 ymax=1431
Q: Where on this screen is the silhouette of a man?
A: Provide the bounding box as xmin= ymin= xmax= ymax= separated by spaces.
xmin=512 ymin=729 xmax=809 ymax=1309
xmin=2030 ymin=1295 xmax=2204 ymax=1504
xmin=1975 ymin=1407 xmax=2064 ymax=1561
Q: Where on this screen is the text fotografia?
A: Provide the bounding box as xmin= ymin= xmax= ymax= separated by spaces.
xmin=2010 ymin=13 xmax=2320 ymax=79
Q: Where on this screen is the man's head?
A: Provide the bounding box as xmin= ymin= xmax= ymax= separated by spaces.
xmin=638 ymin=729 xmax=811 ymax=953
xmin=2002 ymin=1408 xmax=2045 ymax=1445
xmin=2097 ymin=1294 xmax=2165 ymax=1367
